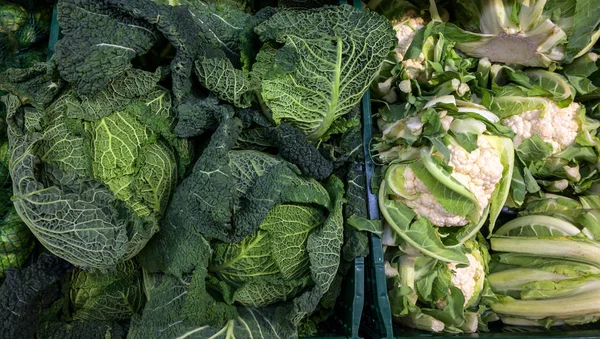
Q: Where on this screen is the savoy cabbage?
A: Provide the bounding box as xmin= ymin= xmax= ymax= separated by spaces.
xmin=3 ymin=64 xmax=186 ymax=270
xmin=192 ymin=5 xmax=396 ymax=141
xmin=129 ymin=110 xmax=345 ymax=338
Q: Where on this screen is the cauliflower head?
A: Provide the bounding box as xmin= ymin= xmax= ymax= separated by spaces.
xmin=502 ymin=100 xmax=580 ymax=153
xmin=373 ymin=15 xmax=426 ymax=102
xmin=392 ymin=15 xmax=426 ymax=61
xmin=403 ymin=53 xmax=427 ymax=82
xmin=436 ymin=241 xmax=487 ymax=309
xmin=403 ymin=166 xmax=469 ymax=227
xmin=446 ymin=251 xmax=485 ymax=307
xmin=448 ymin=136 xmax=504 ymax=212
xmin=402 ymin=136 xmax=503 ymax=227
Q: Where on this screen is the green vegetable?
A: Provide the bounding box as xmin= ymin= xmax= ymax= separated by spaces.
xmin=264 ymin=123 xmax=334 ymax=181
xmin=0 ymin=2 xmax=52 ymax=71
xmin=254 ymin=5 xmax=396 ymax=140
xmin=387 ymin=238 xmax=494 ymax=333
xmin=70 ymin=261 xmax=144 ymax=321
xmin=375 ymin=96 xmax=514 ymax=261
xmin=0 ymin=4 xmax=28 ymax=34
xmin=0 ymin=254 xmax=73 ymax=338
xmin=128 ymin=112 xmax=345 ymax=337
xmin=488 ymin=200 xmax=600 ymax=327
xmin=54 ymin=0 xmax=158 ymax=95
xmin=2 ymin=65 xmax=185 ymax=270
xmin=435 ymin=0 xmax=600 ymax=66
xmin=0 ymin=141 xmax=10 ymax=187
xmin=0 ymin=204 xmax=34 ymax=277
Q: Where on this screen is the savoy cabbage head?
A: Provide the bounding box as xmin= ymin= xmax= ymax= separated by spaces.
xmin=128 ymin=110 xmax=345 ymax=338
xmin=253 ymin=5 xmax=396 ymax=140
xmin=2 ymin=63 xmax=187 ymax=270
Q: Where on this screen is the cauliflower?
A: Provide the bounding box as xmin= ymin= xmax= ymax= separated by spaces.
xmin=403 ymin=167 xmax=469 ymax=227
xmin=390 ymin=15 xmax=429 ymax=82
xmin=403 ymin=53 xmax=427 ymax=82
xmin=372 ymin=15 xmax=426 ymax=103
xmin=436 ymin=250 xmax=485 ymax=309
xmin=389 ymin=239 xmax=489 ymax=334
xmin=448 ymin=136 xmax=504 ymax=212
xmin=502 ymin=101 xmax=580 ymax=153
xmin=392 ymin=16 xmax=426 ymax=61
xmin=448 ymin=251 xmax=485 ymax=306
xmin=402 ymin=136 xmax=503 ymax=227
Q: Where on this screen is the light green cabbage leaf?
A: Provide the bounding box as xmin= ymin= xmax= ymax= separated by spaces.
xmin=254 ymin=5 xmax=396 ymax=140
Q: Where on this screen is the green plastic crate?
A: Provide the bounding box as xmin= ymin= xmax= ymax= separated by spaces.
xmin=47 ymin=3 xmax=60 ymax=61
xmin=46 ymin=1 xmax=366 ymax=338
xmin=359 ymin=62 xmax=600 ymax=339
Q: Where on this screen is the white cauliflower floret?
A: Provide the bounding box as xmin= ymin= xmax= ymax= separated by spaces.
xmin=439 ymin=111 xmax=454 ymax=132
xmin=449 ymin=252 xmax=484 ymax=306
xmin=403 ymin=167 xmax=469 ymax=227
xmin=391 ymin=15 xmax=428 ymax=82
xmin=392 ymin=16 xmax=426 ymax=61
xmin=447 ymin=136 xmax=504 ymax=212
xmin=403 ymin=53 xmax=427 ymax=82
xmin=437 ymin=251 xmax=484 ymax=309
xmin=502 ymin=101 xmax=580 ymax=153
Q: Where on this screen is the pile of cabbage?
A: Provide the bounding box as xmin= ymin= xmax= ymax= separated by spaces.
xmin=0 ymin=0 xmax=397 ymax=338
xmin=365 ymin=0 xmax=600 ymax=333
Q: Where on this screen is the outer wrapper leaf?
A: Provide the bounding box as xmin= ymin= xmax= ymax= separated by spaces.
xmin=255 ymin=5 xmax=396 ymax=140
xmin=55 ymin=0 xmax=157 ymax=95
